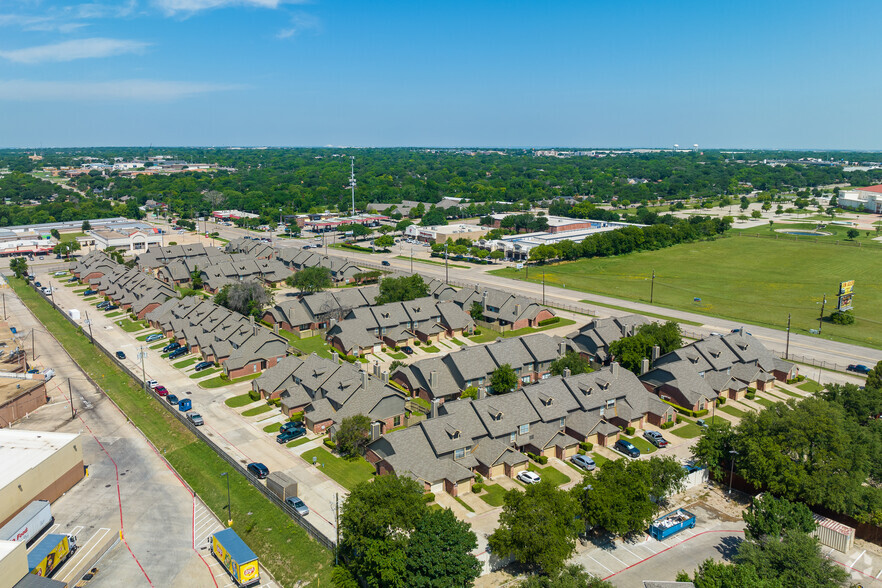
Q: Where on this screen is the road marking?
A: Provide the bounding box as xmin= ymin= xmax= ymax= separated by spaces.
xmin=603 ymin=550 xmax=627 ymax=566
xmin=876 ymin=567 xmax=882 ymax=579
xmin=849 ymin=549 xmax=866 ymax=568
xmin=69 ymin=525 xmax=84 ymax=536
xmin=618 ymin=544 xmax=641 ymax=559
xmin=47 ymin=523 xmax=60 ymax=534
xmin=587 ymin=555 xmax=614 ymax=574
xmin=58 ymin=527 xmax=110 ymax=583
xmin=637 ymin=542 xmax=659 ymax=554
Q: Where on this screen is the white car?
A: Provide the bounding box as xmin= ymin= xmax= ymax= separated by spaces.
xmin=516 ymin=470 xmax=541 ymax=485
xmin=146 ymin=380 xmax=158 ymax=389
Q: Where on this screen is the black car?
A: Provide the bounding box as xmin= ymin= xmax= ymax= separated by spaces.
xmin=847 ymin=364 xmax=872 ymax=375
xmin=84 ymin=290 xmax=97 ymax=296
xmin=614 ymin=439 xmax=641 ymax=459
xmin=193 ymin=361 xmax=214 ymax=372
xmin=402 ymin=346 xmax=414 ymax=355
xmin=68 ymin=277 xmax=78 ymax=283
xmin=277 ymin=428 xmax=306 ymax=443
xmin=162 ymin=342 xmax=181 ymax=353
xmin=167 ymin=394 xmax=180 ymax=405
xmin=168 ymin=347 xmax=188 ymax=359
xmin=34 ymin=282 xmax=42 ymax=288
xmin=104 ymin=305 xmax=119 ymax=311
xmin=280 ymin=421 xmax=304 ymax=434
xmin=96 ymin=301 xmax=111 ymax=309
xmin=247 ymin=462 xmax=270 ymax=479
xmin=115 ymin=351 xmax=126 ymax=360
xmin=381 ymin=260 xmax=391 ymax=266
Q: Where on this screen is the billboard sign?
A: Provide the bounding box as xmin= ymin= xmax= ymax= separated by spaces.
xmin=837 ymin=280 xmax=855 ymax=311
xmin=838 ymin=293 xmax=854 ymax=311
xmin=839 ymin=280 xmax=855 ymax=296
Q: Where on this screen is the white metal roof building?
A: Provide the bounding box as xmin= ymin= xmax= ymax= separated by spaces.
xmin=481 ymin=221 xmax=643 ymax=259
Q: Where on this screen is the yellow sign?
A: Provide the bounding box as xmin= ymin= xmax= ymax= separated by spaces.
xmin=839 ymin=280 xmax=855 ymax=296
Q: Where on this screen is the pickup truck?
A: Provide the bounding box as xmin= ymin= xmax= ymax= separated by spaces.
xmin=649 ymin=508 xmax=696 ymax=540
xmin=276 ymin=427 xmax=306 ymax=443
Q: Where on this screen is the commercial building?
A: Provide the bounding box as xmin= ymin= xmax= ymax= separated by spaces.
xmin=212 ymin=210 xmax=259 ymax=220
xmin=837 ymin=185 xmax=882 ymax=213
xmin=0 ymin=377 xmax=49 ymax=430
xmin=404 ymin=223 xmax=488 ymax=244
xmin=0 ymin=430 xmax=85 ymax=529
xmin=481 ymin=220 xmax=643 ymax=260
xmin=88 ymin=228 xmax=163 ymax=255
xmin=303 ymin=213 xmax=389 ymax=233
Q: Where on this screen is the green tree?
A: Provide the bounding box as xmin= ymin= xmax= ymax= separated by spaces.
xmin=733 ymin=531 xmax=848 ymax=588
xmin=395 ymin=219 xmax=414 ymax=232
xmin=469 ymin=300 xmax=484 ymax=321
xmin=608 ymin=321 xmax=682 ymax=373
xmin=846 ymin=228 xmax=860 ymax=240
xmin=489 ymin=249 xmax=505 ymax=260
xmin=338 ymin=223 xmax=372 ymax=237
xmin=490 ymin=364 xmax=518 ymax=394
xmin=460 ymin=386 xmax=479 ymax=400
xmin=404 ymin=508 xmax=481 ymax=588
xmin=489 ymin=482 xmax=581 ymax=574
xmin=376 ymin=274 xmax=429 ymax=304
xmin=190 ymin=266 xmax=203 ymax=289
xmin=214 ymin=280 xmax=273 ymax=317
xmin=549 ymin=351 xmax=593 ymax=376
xmin=9 ymin=257 xmax=28 ymax=278
xmin=751 ymin=210 xmax=762 ymax=219
xmin=339 ymin=475 xmax=430 ymax=588
xmin=420 ymin=207 xmax=447 ymax=226
xmin=743 ymin=495 xmax=816 ymax=541
xmin=287 ymin=266 xmax=332 ymax=294
xmin=50 ymin=228 xmax=61 ymax=240
xmin=519 ymin=564 xmax=614 ymax=588
xmin=52 ymin=241 xmax=81 ymax=260
xmin=374 ymin=234 xmax=395 ymax=248
xmin=690 ymin=420 xmax=736 ymax=479
xmin=378 ymin=225 xmax=394 ymax=234
xmin=334 ymin=414 xmax=372 ymax=458
xmin=575 ymin=458 xmax=665 ymax=537
xmin=688 ymin=559 xmax=782 ymax=588
xmin=864 ymin=360 xmax=882 ymax=391
xmin=81 ymin=220 xmax=91 ymax=231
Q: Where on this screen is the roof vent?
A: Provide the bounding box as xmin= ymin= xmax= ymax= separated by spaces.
xmin=539 ymin=393 xmax=553 ymax=406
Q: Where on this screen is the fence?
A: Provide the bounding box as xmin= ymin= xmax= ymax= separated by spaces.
xmin=734 ymin=230 xmax=882 ymax=250
xmin=32 ymin=284 xmax=338 ymax=551
xmin=772 ymin=351 xmax=851 ymax=375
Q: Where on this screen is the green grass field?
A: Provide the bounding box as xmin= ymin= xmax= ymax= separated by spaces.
xmin=7 ymin=278 xmax=332 ymax=586
xmin=527 ymin=463 xmax=571 ymax=487
xmin=670 ymin=423 xmax=704 ymax=438
xmin=300 ymin=447 xmax=375 ymax=490
xmin=289 ymin=335 xmax=334 ymax=359
xmin=718 ymin=404 xmax=750 ymax=418
xmin=394 ymin=255 xmax=471 ymax=269
xmin=190 ymin=367 xmax=221 ymax=379
xmin=797 ymin=379 xmax=824 ymax=393
xmin=242 ymin=404 xmax=273 ymax=417
xmin=263 ymin=422 xmax=282 ymax=433
xmin=225 ymin=393 xmax=258 ymax=408
xmin=199 ymin=373 xmax=260 ymax=388
xmin=287 ymin=437 xmax=312 ymax=448
xmin=490 ymin=234 xmax=882 ymax=348
xmin=173 ymin=357 xmax=198 ymax=369
xmin=478 ymin=483 xmax=508 ymax=507
xmin=753 ymin=397 xmax=775 ymax=408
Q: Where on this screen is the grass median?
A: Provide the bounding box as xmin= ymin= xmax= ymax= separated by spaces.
xmin=8 ymin=277 xmax=333 ymax=586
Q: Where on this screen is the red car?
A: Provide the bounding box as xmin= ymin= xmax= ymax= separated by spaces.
xmin=154 ymin=385 xmax=169 ymax=397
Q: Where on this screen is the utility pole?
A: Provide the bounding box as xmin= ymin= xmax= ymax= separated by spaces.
xmin=650 ymin=269 xmax=656 ymax=304
xmin=2 ymin=292 xmax=5 ymax=320
xmin=444 ymin=244 xmax=449 ymax=284
xmin=785 ymin=313 xmax=791 ymax=359
xmin=85 ymin=312 xmax=94 ymax=344
xmin=31 ymin=330 xmax=35 ymax=361
xmin=221 ymin=472 xmax=232 ymax=526
xmin=349 ymin=156 xmax=356 ymax=217
xmin=410 ymin=247 xmax=413 ymax=274
xmin=818 ymin=294 xmax=826 ymax=334
xmin=542 ymin=269 xmax=546 ymax=306
xmin=335 ymin=493 xmax=340 ymax=566
xmin=139 ymin=347 xmax=147 ymax=392
xmin=68 ymin=379 xmax=75 ymax=420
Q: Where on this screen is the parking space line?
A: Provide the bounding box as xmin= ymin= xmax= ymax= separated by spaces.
xmin=637 ymin=541 xmax=659 ymax=554
xmin=849 ymin=550 xmax=866 ymax=569
xmin=47 ymin=523 xmax=60 ymax=534
xmin=58 ymin=528 xmax=110 ymax=583
xmin=603 ymin=550 xmax=627 ymax=566
xmin=875 ymin=567 xmax=882 ymax=579
xmin=69 ymin=525 xmax=84 ymax=536
xmin=587 ymin=555 xmax=614 ymax=574
xmin=618 ymin=544 xmax=640 ymax=559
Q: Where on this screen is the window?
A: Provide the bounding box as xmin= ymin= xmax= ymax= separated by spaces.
xmin=606 ymin=399 xmax=615 ymax=410
xmin=455 ymin=448 xmax=465 ymax=459
xmin=699 ymin=399 xmax=706 ymax=411
xmin=521 ymin=375 xmax=531 ymax=384
xmin=510 ymin=431 xmax=516 ymax=443
xmin=559 ymin=416 xmax=566 ymax=429
xmin=519 ymin=423 xmax=529 ymax=435
xmin=599 ymin=406 xmax=605 ymax=417
xmin=541 ymin=373 xmax=550 ymax=380
xmin=393 ymin=415 xmax=401 ymax=426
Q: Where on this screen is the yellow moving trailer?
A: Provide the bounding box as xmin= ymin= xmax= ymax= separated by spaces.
xmin=209 ymin=528 xmax=259 ymax=587
xmin=28 ymin=533 xmax=77 ymax=577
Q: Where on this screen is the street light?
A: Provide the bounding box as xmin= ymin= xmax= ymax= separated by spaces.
xmin=728 ymin=450 xmax=739 ymax=497
xmin=221 ymin=472 xmax=232 ymax=526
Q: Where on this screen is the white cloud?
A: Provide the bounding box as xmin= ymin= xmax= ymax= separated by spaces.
xmin=277 ymin=12 xmax=321 ymax=39
xmin=0 ymin=79 xmax=241 ymax=101
xmin=0 ymin=2 xmax=138 ymax=33
xmin=154 ymin=0 xmax=306 ymax=16
xmin=0 ymin=38 xmax=149 ymax=64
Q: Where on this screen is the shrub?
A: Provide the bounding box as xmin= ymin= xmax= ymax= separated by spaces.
xmin=168 ymin=241 xmax=177 ymax=246
xmin=538 ymin=317 xmax=560 ymax=327
xmin=747 ymin=387 xmax=756 ymax=393
xmin=323 ymin=438 xmax=336 ymax=450
xmin=471 ymin=483 xmax=485 ymax=493
xmin=830 ymin=311 xmax=855 ymax=325
xmin=473 ymin=329 xmax=481 ymax=336
xmin=413 ymin=340 xmax=421 ymax=346
xmin=381 ymin=347 xmax=387 ymax=352
xmin=676 ymin=415 xmax=684 ymax=424
xmin=660 ymin=421 xmax=675 ymax=430
xmin=717 ymin=395 xmax=726 ymax=405
xmin=537 ymin=455 xmax=548 ymax=465
xmin=694 ymin=408 xmax=709 ymax=417
xmin=342 ymin=354 xmax=357 ymax=363
xmin=579 ymin=441 xmax=593 ymax=451
xmin=625 ymin=426 xmax=635 ymax=436
xmin=577 ymin=449 xmax=586 ymax=455
xmin=796 ymin=375 xmax=806 ymax=382
xmin=248 ymin=388 xmax=261 ymax=401
xmin=423 ymin=492 xmax=435 ymax=503
xmin=289 ymin=411 xmax=304 ymax=422
xmin=219 ymin=373 xmax=229 ymax=381
xmin=474 ymin=473 xmax=484 ymax=484
xmin=746 ymin=392 xmax=756 ymax=400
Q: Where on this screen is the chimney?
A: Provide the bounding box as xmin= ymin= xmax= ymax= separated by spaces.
xmin=641 ymin=358 xmax=650 ymax=375
xmin=651 ymin=345 xmax=660 ymax=362
xmin=478 ymin=386 xmax=487 ymax=399
xmin=431 ymin=398 xmax=440 ymax=419
xmin=370 ymin=421 xmax=381 ymax=441
xmin=382 ymin=370 xmax=389 ymax=384
xmin=514 ymin=303 xmax=521 ymax=316
xmin=559 ymin=341 xmax=567 ymax=357
xmin=482 ymin=290 xmax=488 ymax=310
xmin=373 ymin=361 xmax=381 ymax=377
xmin=612 ymin=361 xmax=620 ymax=378
xmin=362 ymin=370 xmax=369 ymax=389
xmin=562 ymin=367 xmax=571 ymax=378
xmin=273 ymin=323 xmax=279 ymax=334
xmin=332 ymin=351 xmax=339 ymax=363
xmin=429 ymin=370 xmax=438 ymax=389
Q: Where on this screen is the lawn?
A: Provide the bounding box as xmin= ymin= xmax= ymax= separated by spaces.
xmin=450 ymin=338 xmax=465 ymax=346
xmin=669 ymin=423 xmax=704 ymax=439
xmin=580 ymin=300 xmax=703 ymax=327
xmin=394 ymin=255 xmax=470 ymax=269
xmin=83 ymin=297 xmax=96 ymax=301
xmin=190 ymin=367 xmax=222 ymax=379
xmin=489 ymin=234 xmax=882 ymax=349
xmin=422 ymin=345 xmax=441 ymax=353
xmin=117 ymin=319 xmax=149 ymax=332
xmin=797 ymin=379 xmax=824 ymax=393
xmin=150 ymin=341 xmax=171 ymax=350
xmin=387 ymin=352 xmax=408 ymax=360
xmin=300 ymin=447 xmax=375 ymax=490
xmin=501 ymin=318 xmax=577 ymax=339
xmin=7 ymin=277 xmax=333 ymax=586
xmin=59 ymin=232 xmax=85 ymax=243
xmin=454 ymin=496 xmax=475 ymax=512
xmin=173 ymin=357 xmax=198 ymax=369
xmin=289 ymin=335 xmax=333 ymax=359
xmin=467 ymin=331 xmax=499 ymax=344
xmin=106 ymin=311 xmax=123 ymax=318
xmin=718 ymin=404 xmax=750 ymax=418
xmin=287 ymin=437 xmax=312 ymax=448
xmin=225 ymin=393 xmax=258 ymax=408
xmin=753 ymin=397 xmax=775 ymax=408
xmin=591 ymin=452 xmax=612 ymax=467
xmin=263 ymin=422 xmax=282 ymax=433
xmin=410 ymin=396 xmax=432 ymax=410
xmin=527 ymin=463 xmax=571 ymax=487
xmin=74 ymin=288 xmax=87 ymax=294
xmin=242 ymin=405 xmax=274 ymax=417
xmin=620 ymin=435 xmax=657 ymax=454
xmin=199 ymin=373 xmax=260 ymax=388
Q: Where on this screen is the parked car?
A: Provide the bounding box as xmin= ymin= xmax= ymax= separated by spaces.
xmin=381 ymin=260 xmax=391 ymax=266
xmin=402 ymin=346 xmax=414 ymax=355
xmin=96 ymin=301 xmax=110 ymax=309
xmin=53 ymin=271 xmax=66 ymax=277
xmin=571 ymin=454 xmax=596 ymax=471
xmin=643 ymin=430 xmax=669 ymax=448
xmin=516 ymin=470 xmax=541 ymax=485
xmin=104 ymin=305 xmax=119 ymax=311
xmin=145 ymin=333 xmax=164 ymax=343
xmin=168 ymin=347 xmax=187 ymax=359
xmin=167 ymin=394 xmax=179 ymax=405
xmin=154 ymin=385 xmax=169 ymax=397
xmin=285 ymin=496 xmax=309 ymax=517
xmin=116 ymin=351 xmax=126 ymax=360
xmin=696 ymin=419 xmax=708 ymax=428
xmin=276 ymin=428 xmax=306 ymax=443
xmin=68 ymin=277 xmax=78 ymax=283
xmin=247 ymin=463 xmax=269 ymax=479
xmin=847 ymin=364 xmax=872 ymax=374
xmin=162 ymin=342 xmax=181 ymax=353
xmin=84 ymin=290 xmax=97 ymax=296
xmin=730 ymin=328 xmax=753 ymax=335
xmin=614 ymin=439 xmax=640 ymax=458
xmin=34 ymin=282 xmax=41 ymax=288
xmin=42 ymin=287 xmax=52 ymax=295
xmin=280 ymin=421 xmax=304 ymax=434
xmin=193 ymin=361 xmax=214 ymax=372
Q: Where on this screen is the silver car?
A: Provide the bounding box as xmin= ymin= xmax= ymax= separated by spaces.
xmin=187 ymin=413 xmax=204 ymax=426
xmin=286 ymin=496 xmax=309 ymax=516
xmin=571 ymin=454 xmax=596 ymax=471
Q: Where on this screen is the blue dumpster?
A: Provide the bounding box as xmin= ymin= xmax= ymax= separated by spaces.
xmin=649 ymin=508 xmax=696 ymax=541
xmin=178 ymin=398 xmax=192 ymax=412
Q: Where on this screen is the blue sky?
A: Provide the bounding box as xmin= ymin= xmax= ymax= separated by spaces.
xmin=0 ymin=0 xmax=878 ymax=148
